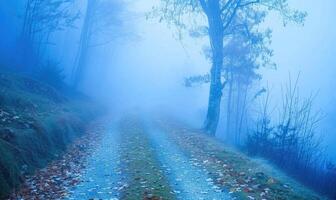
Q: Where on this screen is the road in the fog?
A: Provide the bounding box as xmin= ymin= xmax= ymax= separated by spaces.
xmin=61 ymin=116 xmax=321 ymax=200
xmin=64 ymin=117 xmax=231 ymax=200
xmin=66 ymin=124 xmax=121 ymax=200
xmin=10 ymin=115 xmax=321 ymax=199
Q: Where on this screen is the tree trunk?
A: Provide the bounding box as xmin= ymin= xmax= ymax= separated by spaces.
xmin=72 ymin=0 xmax=96 ymax=88
xmin=234 ymin=80 xmax=241 ymax=144
xmin=203 ymin=0 xmax=224 ymax=136
xmin=238 ymin=84 xmax=248 ymax=144
xmin=204 ymin=74 xmax=223 ymax=135
xmin=19 ymin=0 xmax=35 ymax=71
xmin=226 ymin=72 xmax=233 ymax=140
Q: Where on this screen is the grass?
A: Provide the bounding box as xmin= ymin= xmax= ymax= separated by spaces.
xmin=0 ymin=71 xmax=101 ymax=198
xmin=156 ymin=118 xmax=323 ymax=200
xmin=118 ymin=117 xmax=176 ymax=200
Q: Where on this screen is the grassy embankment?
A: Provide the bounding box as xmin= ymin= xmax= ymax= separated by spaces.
xmin=0 ymin=72 xmax=101 ymax=198
xmin=156 ymin=118 xmax=324 ymax=200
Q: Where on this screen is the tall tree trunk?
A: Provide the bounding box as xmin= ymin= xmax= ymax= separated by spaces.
xmin=19 ymin=0 xmax=35 ymax=71
xmin=237 ymin=83 xmax=248 ymax=144
xmin=226 ymin=72 xmax=233 ymax=140
xmin=234 ymin=81 xmax=240 ymax=144
xmin=21 ymin=0 xmax=31 ymax=39
xmin=72 ymin=0 xmax=96 ymax=88
xmin=203 ymin=0 xmax=224 ymax=136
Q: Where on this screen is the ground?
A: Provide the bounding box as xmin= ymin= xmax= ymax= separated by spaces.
xmin=8 ymin=113 xmax=325 ymax=200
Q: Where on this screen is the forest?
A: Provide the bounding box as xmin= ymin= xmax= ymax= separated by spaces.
xmin=0 ymin=0 xmax=335 ymax=199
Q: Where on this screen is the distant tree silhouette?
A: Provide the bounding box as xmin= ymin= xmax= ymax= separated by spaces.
xmin=71 ymin=0 xmax=125 ymax=88
xmin=20 ymin=0 xmax=79 ymax=70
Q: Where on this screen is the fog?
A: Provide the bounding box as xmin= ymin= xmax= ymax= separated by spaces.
xmin=1 ymin=0 xmax=336 ymax=198
xmin=1 ymin=0 xmax=334 ymax=155
xmin=77 ymin=0 xmax=336 ymax=157
xmin=262 ymin=0 xmax=336 ymax=158
xmin=81 ymin=0 xmax=210 ymax=125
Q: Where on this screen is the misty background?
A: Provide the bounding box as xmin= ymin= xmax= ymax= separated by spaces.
xmin=0 ymin=0 xmax=335 ymax=158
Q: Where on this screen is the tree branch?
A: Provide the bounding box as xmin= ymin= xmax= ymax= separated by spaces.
xmin=199 ymin=0 xmax=208 ymax=14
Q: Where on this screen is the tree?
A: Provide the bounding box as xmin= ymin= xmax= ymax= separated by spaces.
xmin=218 ymin=9 xmax=272 ymax=143
xmin=187 ymin=12 xmax=272 ymax=142
xmin=20 ymin=0 xmax=79 ymax=69
xmin=155 ymin=0 xmax=306 ymax=136
xmin=71 ymin=0 xmax=125 ymax=88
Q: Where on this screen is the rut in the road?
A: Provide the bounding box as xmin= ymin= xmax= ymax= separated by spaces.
xmin=66 ymin=124 xmax=121 ymax=200
xmin=146 ymin=122 xmax=231 ymax=200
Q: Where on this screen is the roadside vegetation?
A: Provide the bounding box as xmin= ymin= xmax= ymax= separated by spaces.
xmin=0 ymin=71 xmax=101 ymax=198
xmin=156 ymin=118 xmax=323 ymax=200
xmin=247 ymin=77 xmax=336 ymax=199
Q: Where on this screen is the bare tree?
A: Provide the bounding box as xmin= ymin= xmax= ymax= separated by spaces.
xmin=71 ymin=0 xmax=125 ymax=88
xmin=20 ymin=0 xmax=79 ymax=68
xmin=220 ymin=23 xmax=271 ymax=143
xmin=154 ymin=0 xmax=306 ymax=136
xmin=184 ymin=9 xmax=273 ymax=142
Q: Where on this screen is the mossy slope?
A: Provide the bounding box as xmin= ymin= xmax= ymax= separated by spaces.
xmin=0 ymin=72 xmax=101 ymax=198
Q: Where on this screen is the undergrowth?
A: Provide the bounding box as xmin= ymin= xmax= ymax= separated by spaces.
xmin=0 ymin=71 xmax=100 ymax=198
